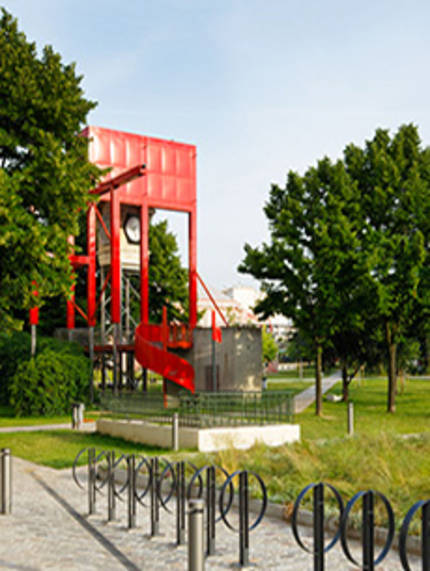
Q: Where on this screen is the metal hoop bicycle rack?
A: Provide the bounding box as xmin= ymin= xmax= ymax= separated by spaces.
xmin=72 ymin=447 xmax=115 ymax=515
xmin=186 ymin=463 xmax=233 ymax=556
xmin=399 ymin=499 xmax=430 ymax=571
xmin=292 ymin=482 xmax=344 ymax=571
xmin=219 ymin=469 xmax=267 ymax=567
xmin=340 ymin=489 xmax=395 ymax=570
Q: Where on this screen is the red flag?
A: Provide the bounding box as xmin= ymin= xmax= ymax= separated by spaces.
xmin=211 ymin=310 xmax=222 ymax=343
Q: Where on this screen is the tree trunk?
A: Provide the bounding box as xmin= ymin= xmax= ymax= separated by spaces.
xmin=315 ymin=344 xmax=323 ymax=416
xmin=341 ymin=362 xmax=349 ymax=402
xmin=386 ymin=322 xmax=397 ymax=413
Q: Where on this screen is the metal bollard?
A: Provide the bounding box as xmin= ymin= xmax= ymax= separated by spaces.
xmin=239 ymin=471 xmax=250 ymax=566
xmin=347 ymin=402 xmax=354 ymax=436
xmin=88 ymin=448 xmax=96 ymax=515
xmin=172 ymin=413 xmax=179 ymax=451
xmin=127 ymin=455 xmax=137 ymax=529
xmin=150 ymin=457 xmax=160 ymax=536
xmin=176 ymin=461 xmax=186 ymax=545
xmin=188 ymin=498 xmax=205 ymax=571
xmin=0 ymin=448 xmax=11 ymax=515
xmin=107 ymin=451 xmax=116 ymax=522
xmin=206 ymin=466 xmax=216 ymax=556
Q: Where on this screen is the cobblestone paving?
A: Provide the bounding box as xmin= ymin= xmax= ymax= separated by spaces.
xmin=0 ymin=457 xmax=420 ymax=570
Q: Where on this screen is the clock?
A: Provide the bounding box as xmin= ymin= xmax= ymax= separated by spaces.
xmin=124 ymin=215 xmax=140 ymax=244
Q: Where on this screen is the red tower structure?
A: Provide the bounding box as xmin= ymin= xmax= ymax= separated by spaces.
xmin=67 ymin=127 xmax=197 ymax=395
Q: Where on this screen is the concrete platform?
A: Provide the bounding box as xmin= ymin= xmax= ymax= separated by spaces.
xmin=97 ymin=418 xmax=300 ymax=451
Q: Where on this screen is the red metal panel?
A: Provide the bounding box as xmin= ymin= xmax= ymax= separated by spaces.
xmin=189 ymin=211 xmax=197 ymax=328
xmin=87 ymin=204 xmax=97 ymax=326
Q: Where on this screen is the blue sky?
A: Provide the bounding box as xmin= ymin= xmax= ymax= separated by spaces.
xmin=5 ymin=0 xmax=430 ymax=289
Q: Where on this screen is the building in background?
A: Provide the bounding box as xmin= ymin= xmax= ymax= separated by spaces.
xmin=198 ymin=284 xmax=293 ymax=343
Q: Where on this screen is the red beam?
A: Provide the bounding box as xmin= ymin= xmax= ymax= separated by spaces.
xmin=94 ymin=205 xmax=111 ymax=241
xmin=69 ymin=255 xmax=90 ymax=267
xmin=196 ymin=272 xmax=229 ymax=327
xmin=89 ymin=164 xmax=146 ymax=196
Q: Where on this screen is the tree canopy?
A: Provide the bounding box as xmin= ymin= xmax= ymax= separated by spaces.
xmin=0 ymin=9 xmax=101 ymax=332
xmin=240 ymin=124 xmax=430 ymax=414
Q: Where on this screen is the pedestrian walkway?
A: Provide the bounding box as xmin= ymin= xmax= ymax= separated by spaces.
xmin=294 ymin=371 xmax=341 ymax=413
xmin=0 ymin=422 xmax=96 ymax=433
xmin=0 ymin=456 xmax=415 ymax=569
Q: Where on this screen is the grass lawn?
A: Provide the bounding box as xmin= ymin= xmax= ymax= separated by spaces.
xmin=267 ymin=365 xmax=316 ymax=379
xmin=266 ymin=379 xmax=313 ymax=395
xmin=0 ymin=405 xmax=100 ymax=427
xmin=298 ymin=376 xmax=430 ymax=440
xmin=0 ymin=430 xmax=173 ymax=469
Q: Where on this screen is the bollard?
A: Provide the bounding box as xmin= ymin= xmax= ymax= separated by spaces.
xmin=72 ymin=403 xmax=85 ymax=429
xmin=239 ymin=471 xmax=250 ymax=566
xmin=150 ymin=457 xmax=160 ymax=536
xmin=206 ymin=466 xmax=216 ymax=556
xmin=127 ymin=455 xmax=137 ymax=529
xmin=188 ymin=498 xmax=205 ymax=571
xmin=107 ymin=451 xmax=116 ymax=522
xmin=176 ymin=461 xmax=186 ymax=545
xmin=88 ymin=448 xmax=96 ymax=515
xmin=172 ymin=413 xmax=179 ymax=451
xmin=0 ymin=448 xmax=11 ymax=515
xmin=347 ymin=401 xmax=354 ymax=436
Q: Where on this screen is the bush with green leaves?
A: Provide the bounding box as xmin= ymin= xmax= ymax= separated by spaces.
xmin=9 ymin=347 xmax=91 ymax=416
xmin=0 ymin=331 xmax=91 ymax=413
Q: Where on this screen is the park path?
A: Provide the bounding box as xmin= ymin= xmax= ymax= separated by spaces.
xmin=293 ymin=370 xmax=341 ymax=413
xmin=0 ymin=456 xmax=412 ymax=570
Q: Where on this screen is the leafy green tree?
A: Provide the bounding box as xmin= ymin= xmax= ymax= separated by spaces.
xmin=240 ymin=158 xmax=362 ymax=415
xmin=344 ymin=124 xmax=430 ymax=412
xmin=262 ymin=327 xmax=278 ymax=364
xmin=0 ymin=9 xmax=101 ymax=333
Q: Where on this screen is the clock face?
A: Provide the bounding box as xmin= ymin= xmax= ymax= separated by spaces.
xmin=124 ymin=215 xmax=140 ymax=244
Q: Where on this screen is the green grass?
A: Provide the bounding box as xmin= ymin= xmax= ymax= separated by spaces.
xmin=266 ymin=379 xmax=313 ymax=395
xmin=196 ymin=432 xmax=430 ymax=529
xmin=0 ymin=405 xmax=99 ymax=427
xmin=298 ymin=377 xmax=430 ymax=440
xmin=0 ymin=430 xmax=170 ymax=469
xmin=267 ymin=366 xmax=316 ymax=379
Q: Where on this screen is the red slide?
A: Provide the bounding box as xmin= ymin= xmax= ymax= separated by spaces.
xmin=134 ymin=322 xmax=195 ymax=394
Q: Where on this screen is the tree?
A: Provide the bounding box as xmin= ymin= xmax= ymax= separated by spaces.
xmin=239 ymin=158 xmax=363 ymax=415
xmin=0 ymin=9 xmax=101 ymax=333
xmin=262 ymin=327 xmax=278 ymax=364
xmin=344 ymin=124 xmax=430 ymax=412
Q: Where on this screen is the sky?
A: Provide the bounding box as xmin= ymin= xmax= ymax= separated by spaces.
xmin=4 ymin=0 xmax=430 ymax=291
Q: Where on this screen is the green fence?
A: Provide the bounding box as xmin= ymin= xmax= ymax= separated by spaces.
xmin=99 ymin=390 xmax=294 ymax=428
xmin=178 ymin=390 xmax=294 ymax=427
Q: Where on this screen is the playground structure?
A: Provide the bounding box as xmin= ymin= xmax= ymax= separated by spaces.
xmin=30 ymin=126 xmax=262 ymax=400
xmin=66 ymin=126 xmax=201 ymax=398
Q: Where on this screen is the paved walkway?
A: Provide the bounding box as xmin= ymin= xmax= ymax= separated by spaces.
xmin=294 ymin=371 xmax=341 ymax=413
xmin=0 ymin=456 xmax=417 ymax=570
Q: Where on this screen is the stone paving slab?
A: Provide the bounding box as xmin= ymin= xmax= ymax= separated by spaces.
xmin=0 ymin=456 xmax=420 ymax=570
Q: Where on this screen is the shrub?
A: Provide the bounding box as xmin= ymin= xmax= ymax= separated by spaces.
xmin=9 ymin=348 xmax=91 ymax=416
xmin=0 ymin=331 xmax=89 ymax=406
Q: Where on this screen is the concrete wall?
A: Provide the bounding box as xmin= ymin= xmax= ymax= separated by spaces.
xmin=171 ymin=326 xmax=262 ymax=393
xmin=97 ymin=418 xmax=300 ymax=452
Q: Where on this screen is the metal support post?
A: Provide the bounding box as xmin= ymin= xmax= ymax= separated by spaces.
xmin=239 ymin=471 xmax=249 ymax=567
xmin=112 ymin=323 xmax=119 ymax=395
xmin=423 ymin=501 xmax=430 ymax=570
xmin=362 ymin=491 xmax=374 ymax=571
xmin=176 ymin=461 xmax=186 ymax=545
xmin=127 ymin=455 xmax=137 ymax=529
xmin=150 ymin=457 xmax=160 ymax=536
xmin=188 ymin=498 xmax=205 ymax=571
xmin=0 ymin=449 xmax=11 ymax=515
xmin=88 ymin=448 xmax=96 ymax=515
xmin=347 ymin=401 xmax=354 ymax=436
xmin=88 ymin=326 xmax=95 ymax=403
xmin=313 ymin=483 xmax=324 ymax=571
xmin=107 ymin=451 xmax=116 ymax=522
xmin=31 ymin=324 xmax=37 ymax=357
xmin=172 ymin=413 xmax=179 ymax=451
xmin=206 ymin=466 xmax=216 ymax=556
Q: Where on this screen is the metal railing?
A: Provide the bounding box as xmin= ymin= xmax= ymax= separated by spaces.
xmin=178 ymin=390 xmax=294 ymax=427
xmin=99 ymin=389 xmax=294 ymax=428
